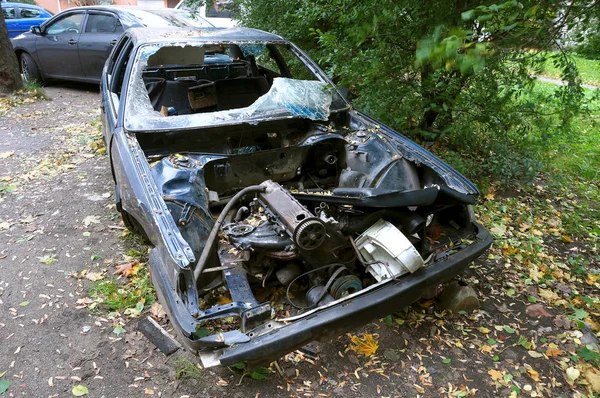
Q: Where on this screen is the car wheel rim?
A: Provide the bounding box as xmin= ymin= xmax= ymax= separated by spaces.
xmin=21 ymin=57 xmax=29 ymax=82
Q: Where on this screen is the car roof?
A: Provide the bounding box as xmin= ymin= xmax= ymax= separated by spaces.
xmin=3 ymin=2 xmax=46 ymax=7
xmin=59 ymin=5 xmax=194 ymax=15
xmin=125 ymin=27 xmax=286 ymax=44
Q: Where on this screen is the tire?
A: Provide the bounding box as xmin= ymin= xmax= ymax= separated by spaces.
xmin=115 ymin=185 xmax=150 ymax=242
xmin=120 ymin=208 xmax=150 ymax=242
xmin=20 ymin=53 xmax=42 ymax=84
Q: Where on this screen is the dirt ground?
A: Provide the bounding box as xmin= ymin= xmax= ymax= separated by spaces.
xmin=0 ymin=84 xmax=597 ymax=398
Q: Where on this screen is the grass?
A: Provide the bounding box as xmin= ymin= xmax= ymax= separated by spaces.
xmin=535 ymin=51 xmax=600 ymax=86
xmin=88 ymin=270 xmax=155 ymax=312
xmin=0 ymin=80 xmax=48 ymax=116
xmin=88 ymin=235 xmax=155 ymax=313
xmin=21 ymin=80 xmax=48 ymax=99
xmin=173 ymin=358 xmax=203 ymax=381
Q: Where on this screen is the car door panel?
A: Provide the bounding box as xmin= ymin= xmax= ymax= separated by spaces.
xmin=35 ymin=12 xmax=85 ymax=79
xmin=78 ymin=12 xmax=124 ymax=81
xmin=2 ymin=6 xmax=19 ymax=38
xmin=16 ymin=7 xmax=52 ymax=37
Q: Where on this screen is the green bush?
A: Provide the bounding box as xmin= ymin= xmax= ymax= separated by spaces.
xmin=231 ymin=0 xmax=595 ymax=187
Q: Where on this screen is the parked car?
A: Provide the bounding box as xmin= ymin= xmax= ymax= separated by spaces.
xmin=10 ymin=6 xmax=212 ymax=84
xmin=2 ymin=1 xmax=53 ymax=39
xmin=175 ymin=0 xmax=235 ymax=28
xmin=100 ymin=27 xmax=493 ymax=367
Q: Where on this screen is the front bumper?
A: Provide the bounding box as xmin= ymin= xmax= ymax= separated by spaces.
xmin=150 ymin=222 xmax=492 ymax=366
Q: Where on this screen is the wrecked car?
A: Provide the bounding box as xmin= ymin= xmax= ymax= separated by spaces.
xmin=100 ymin=27 xmax=493 ymax=367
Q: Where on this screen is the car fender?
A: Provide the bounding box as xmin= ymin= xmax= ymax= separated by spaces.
xmin=110 ymin=127 xmax=196 ymax=270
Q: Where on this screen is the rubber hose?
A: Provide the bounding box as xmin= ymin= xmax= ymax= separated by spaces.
xmin=193 ymin=184 xmax=266 ymax=282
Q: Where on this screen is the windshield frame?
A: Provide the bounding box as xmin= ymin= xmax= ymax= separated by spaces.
xmin=122 ymin=39 xmax=350 ymax=133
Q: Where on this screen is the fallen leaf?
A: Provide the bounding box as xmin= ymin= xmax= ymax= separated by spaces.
xmin=528 ymin=351 xmax=544 ymax=358
xmin=538 ymin=288 xmax=559 ymax=302
xmin=527 ymin=369 xmax=540 ymax=382
xmin=587 ymin=273 xmax=600 ymax=285
xmin=38 ymin=255 xmax=57 ymax=265
xmin=525 ymin=304 xmax=552 ymax=318
xmin=490 ymin=224 xmax=506 ymax=237
xmin=584 ymin=367 xmax=600 ymax=392
xmin=84 ymin=272 xmax=104 ymax=281
xmin=553 ymin=315 xmax=573 ymax=330
xmin=561 ymin=235 xmax=573 ymax=243
xmin=488 ymin=369 xmax=502 ymax=381
xmin=72 ymin=384 xmax=89 ymax=396
xmin=144 ymin=388 xmax=154 ymax=395
xmin=216 ymin=377 xmax=229 ymax=386
xmin=113 ymin=325 xmax=125 ymax=336
xmin=82 ymin=215 xmax=100 ymax=227
xmin=20 ymin=214 xmax=36 ymax=223
xmin=0 ymin=378 xmax=9 ymax=394
xmin=150 ymin=302 xmax=166 ymax=319
xmin=413 ymin=384 xmax=425 ymax=393
xmin=19 ymin=301 xmax=29 ymax=307
xmin=494 ymin=303 xmax=511 ymax=313
xmin=349 ymin=333 xmax=379 ymax=357
xmin=545 ymin=347 xmax=563 ymax=357
xmin=566 ymin=367 xmax=580 ymax=384
xmin=0 ymin=151 xmax=14 ymax=159
xmin=124 ymin=302 xmax=144 ymax=317
xmin=114 ymin=261 xmax=139 ymax=278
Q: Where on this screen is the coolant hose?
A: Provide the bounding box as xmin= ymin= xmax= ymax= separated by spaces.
xmin=193 ymin=184 xmax=266 ymax=282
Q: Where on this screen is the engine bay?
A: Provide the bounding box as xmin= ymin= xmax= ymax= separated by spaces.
xmin=139 ymin=118 xmax=478 ymax=337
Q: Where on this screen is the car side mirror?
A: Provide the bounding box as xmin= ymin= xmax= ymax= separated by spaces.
xmin=30 ymin=25 xmax=43 ymax=35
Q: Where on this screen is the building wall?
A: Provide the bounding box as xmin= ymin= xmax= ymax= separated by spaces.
xmin=36 ymin=0 xmax=175 ymax=15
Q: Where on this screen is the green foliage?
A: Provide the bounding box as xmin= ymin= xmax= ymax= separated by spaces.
xmin=575 ymin=35 xmax=600 ymax=60
xmin=22 ymin=80 xmax=47 ymax=100
xmin=227 ymin=0 xmax=600 ymax=186
xmin=88 ymin=269 xmax=155 ymax=312
xmin=0 ymin=183 xmax=17 ymax=195
xmin=6 ymin=0 xmax=36 ymax=5
xmin=228 ymin=361 xmax=272 ymax=384
xmin=577 ymin=346 xmax=600 ymax=367
xmin=173 ymin=358 xmax=203 ymax=381
xmin=536 ymin=52 xmax=600 ymax=86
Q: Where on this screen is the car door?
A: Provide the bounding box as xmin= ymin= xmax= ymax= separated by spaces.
xmin=78 ymin=11 xmax=124 ymax=81
xmin=2 ymin=5 xmax=19 ymax=39
xmin=35 ymin=11 xmax=85 ymax=79
xmin=17 ymin=6 xmax=52 ymax=36
xmin=101 ymin=35 xmax=131 ymax=145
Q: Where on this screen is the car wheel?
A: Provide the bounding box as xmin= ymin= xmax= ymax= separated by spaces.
xmin=121 ymin=209 xmax=150 ymax=242
xmin=20 ymin=53 xmax=42 ymax=84
xmin=115 ymin=184 xmax=149 ymax=241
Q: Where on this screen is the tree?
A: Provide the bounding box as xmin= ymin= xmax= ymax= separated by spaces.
xmin=0 ymin=3 xmax=23 ymax=95
xmin=233 ymin=0 xmax=599 ymax=183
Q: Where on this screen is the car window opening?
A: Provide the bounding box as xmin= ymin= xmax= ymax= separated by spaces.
xmin=125 ymin=42 xmax=346 ymax=130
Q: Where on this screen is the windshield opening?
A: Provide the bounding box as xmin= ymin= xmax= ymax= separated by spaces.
xmin=124 ymin=41 xmax=348 ymax=131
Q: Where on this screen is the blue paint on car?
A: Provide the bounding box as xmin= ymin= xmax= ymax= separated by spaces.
xmin=2 ymin=2 xmax=53 ymax=39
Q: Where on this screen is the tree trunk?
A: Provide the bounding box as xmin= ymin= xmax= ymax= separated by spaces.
xmin=0 ymin=4 xmax=23 ymax=95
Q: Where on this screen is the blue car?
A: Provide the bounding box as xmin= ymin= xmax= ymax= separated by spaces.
xmin=2 ymin=2 xmax=53 ymax=39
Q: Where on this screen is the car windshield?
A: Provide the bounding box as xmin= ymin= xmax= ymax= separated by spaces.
xmin=124 ymin=41 xmax=349 ymax=131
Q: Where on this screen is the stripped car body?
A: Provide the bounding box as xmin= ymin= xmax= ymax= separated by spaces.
xmin=100 ymin=27 xmax=493 ymax=367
